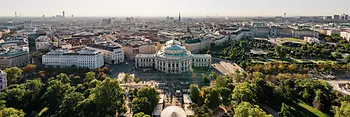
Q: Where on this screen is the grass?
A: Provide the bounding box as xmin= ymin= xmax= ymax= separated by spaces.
xmin=297 ymin=102 xmax=329 ymax=117
xmin=192 ymin=67 xmax=210 ymax=73
xmin=280 ymin=38 xmax=304 ymax=42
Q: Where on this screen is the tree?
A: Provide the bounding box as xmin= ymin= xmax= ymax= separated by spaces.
xmin=278 ymin=103 xmax=293 ymax=117
xmin=274 ymin=79 xmax=296 ymax=101
xmin=345 ymin=55 xmax=350 ymax=63
xmin=234 ymin=102 xmax=272 ymax=117
xmin=123 ymin=74 xmax=131 ymax=83
xmin=0 ymin=108 xmax=25 ymax=117
xmin=134 ymin=77 xmax=141 ymax=83
xmin=84 ymin=72 xmax=96 ymax=83
xmin=201 ymin=74 xmax=210 ymax=85
xmin=56 ymin=92 xmax=85 ymax=117
xmin=287 ymin=64 xmax=297 ymax=73
xmin=333 ymin=101 xmax=350 ymax=117
xmin=189 ymin=84 xmax=200 ymax=104
xmin=94 ymin=78 xmax=127 ymax=116
xmin=232 ymin=82 xmax=254 ymax=103
xmin=332 ymin=52 xmax=343 ymax=59
xmin=25 ymin=79 xmax=44 ymax=94
xmin=215 ymin=76 xmax=229 ymax=87
xmin=313 ymin=89 xmax=325 ymax=111
xmin=132 ymin=86 xmax=160 ymax=114
xmin=133 ymin=112 xmax=151 ymax=117
xmin=234 ymin=72 xmax=244 ymax=83
xmin=209 ymin=72 xmax=217 ymax=80
xmin=56 ymin=73 xmax=71 ymax=84
xmin=202 ymin=87 xmax=220 ymax=109
xmin=4 ymin=67 xmax=23 ymax=83
xmin=0 ymin=85 xmax=27 ymax=109
xmin=41 ymin=79 xmax=75 ymax=115
xmin=216 ymin=87 xmax=232 ymax=106
xmin=0 ymin=100 xmax=5 ymax=110
xmin=75 ymin=95 xmax=98 ymax=117
xmin=37 ymin=107 xmax=49 ymax=117
xmin=22 ymin=64 xmax=36 ymax=73
xmin=132 ymin=97 xmax=152 ymax=114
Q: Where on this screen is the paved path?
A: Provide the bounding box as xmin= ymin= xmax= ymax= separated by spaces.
xmin=327 ymin=80 xmax=350 ymax=95
xmin=262 ymin=105 xmax=279 ymax=117
xmin=212 ymin=58 xmax=244 ymax=76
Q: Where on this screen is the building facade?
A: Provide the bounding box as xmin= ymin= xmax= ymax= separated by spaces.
xmin=86 ymin=44 xmax=124 ymax=64
xmin=0 ymin=70 xmax=7 ymax=91
xmin=42 ymin=49 xmax=104 ymax=69
xmin=135 ymin=40 xmax=211 ymax=74
xmin=252 ymin=26 xmax=319 ymax=39
xmin=0 ymin=48 xmax=29 ymax=69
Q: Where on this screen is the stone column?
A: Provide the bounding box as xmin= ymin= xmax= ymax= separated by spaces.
xmin=135 ymin=58 xmax=138 ymax=68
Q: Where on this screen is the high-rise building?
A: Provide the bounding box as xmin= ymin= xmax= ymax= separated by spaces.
xmin=334 ymin=15 xmax=340 ymax=21
xmin=62 ymin=11 xmax=65 ymax=18
xmin=344 ymin=14 xmax=348 ymax=20
xmin=101 ymin=19 xmax=112 ymax=25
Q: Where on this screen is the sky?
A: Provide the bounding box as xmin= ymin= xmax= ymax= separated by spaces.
xmin=1 ymin=0 xmax=349 ymax=17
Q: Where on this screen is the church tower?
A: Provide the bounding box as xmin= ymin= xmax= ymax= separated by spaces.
xmin=178 ymin=12 xmax=181 ymax=23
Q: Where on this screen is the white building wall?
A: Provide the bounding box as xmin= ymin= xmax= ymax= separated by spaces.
xmin=42 ymin=53 xmax=104 ymax=69
xmin=340 ymin=31 xmax=350 ymax=42
xmin=0 ymin=71 xmax=7 ymax=91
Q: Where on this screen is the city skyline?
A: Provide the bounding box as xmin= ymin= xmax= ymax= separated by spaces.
xmin=1 ymin=0 xmax=350 ymax=17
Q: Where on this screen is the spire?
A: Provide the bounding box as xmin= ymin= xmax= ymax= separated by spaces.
xmin=178 ymin=12 xmax=181 ymax=23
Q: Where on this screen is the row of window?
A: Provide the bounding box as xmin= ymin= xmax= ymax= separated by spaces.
xmin=193 ymin=59 xmax=209 ymax=62
xmin=138 ymin=58 xmax=154 ymax=62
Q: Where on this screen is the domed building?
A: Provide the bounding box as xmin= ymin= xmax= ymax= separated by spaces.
xmin=135 ymin=40 xmax=211 ymax=74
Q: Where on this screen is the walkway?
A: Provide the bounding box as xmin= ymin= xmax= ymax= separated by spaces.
xmin=262 ymin=105 xmax=279 ymax=117
xmin=327 ymin=80 xmax=350 ymax=95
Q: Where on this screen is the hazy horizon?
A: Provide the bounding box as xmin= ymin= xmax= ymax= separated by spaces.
xmin=1 ymin=0 xmax=349 ymax=17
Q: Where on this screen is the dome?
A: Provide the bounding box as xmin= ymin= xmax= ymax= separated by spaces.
xmin=161 ymin=106 xmax=186 ymax=117
xmin=156 ymin=40 xmax=191 ymax=58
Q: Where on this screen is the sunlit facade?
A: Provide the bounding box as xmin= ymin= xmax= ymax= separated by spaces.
xmin=135 ymin=40 xmax=211 ymax=74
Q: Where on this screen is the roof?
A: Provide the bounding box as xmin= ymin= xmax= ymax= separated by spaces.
xmin=165 ymin=40 xmax=181 ymax=46
xmin=0 ymin=48 xmax=28 ymax=57
xmin=192 ymin=54 xmax=211 ymax=58
xmin=184 ymin=38 xmax=201 ymax=44
xmin=136 ymin=54 xmax=155 ymax=58
xmin=44 ymin=49 xmax=100 ymax=56
xmin=87 ymin=44 xmax=121 ymax=51
xmin=160 ymin=106 xmax=186 ymax=117
xmin=0 ymin=41 xmax=26 ymax=47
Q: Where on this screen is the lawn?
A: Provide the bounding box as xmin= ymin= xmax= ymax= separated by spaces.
xmin=297 ymin=102 xmax=329 ymax=117
xmin=280 ymin=38 xmax=304 ymax=43
xmin=192 ymin=67 xmax=210 ymax=73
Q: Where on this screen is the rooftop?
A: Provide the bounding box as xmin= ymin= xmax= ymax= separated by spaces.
xmin=0 ymin=48 xmax=28 ymax=57
xmin=44 ymin=49 xmax=100 ymax=56
xmin=87 ymin=43 xmax=121 ymax=51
